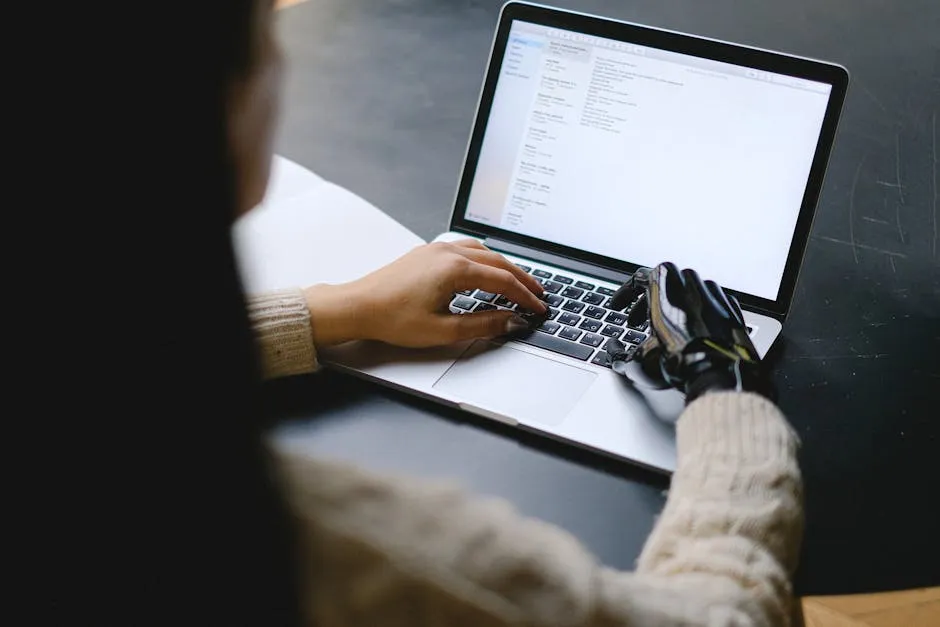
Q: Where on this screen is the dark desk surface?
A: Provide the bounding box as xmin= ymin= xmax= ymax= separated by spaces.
xmin=267 ymin=0 xmax=939 ymax=595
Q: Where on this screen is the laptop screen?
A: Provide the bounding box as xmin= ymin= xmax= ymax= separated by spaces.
xmin=462 ymin=20 xmax=834 ymax=301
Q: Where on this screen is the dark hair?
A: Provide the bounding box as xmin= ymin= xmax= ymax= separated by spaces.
xmin=39 ymin=1 xmax=303 ymax=623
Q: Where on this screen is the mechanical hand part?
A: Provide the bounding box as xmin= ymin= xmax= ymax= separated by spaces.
xmin=626 ymin=292 xmax=649 ymax=330
xmin=610 ymin=262 xmax=773 ymax=402
xmin=605 ymin=338 xmax=639 ymax=376
xmin=609 ymin=266 xmax=652 ymax=311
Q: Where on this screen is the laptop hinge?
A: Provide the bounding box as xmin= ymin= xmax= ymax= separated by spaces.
xmin=752 ymin=306 xmax=786 ymax=322
xmin=484 ymin=237 xmax=633 ymax=285
xmin=484 ymin=236 xmax=787 ymax=321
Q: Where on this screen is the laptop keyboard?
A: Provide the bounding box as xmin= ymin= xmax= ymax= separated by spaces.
xmin=449 ymin=262 xmax=650 ymax=368
xmin=451 ymin=259 xmax=757 ymax=369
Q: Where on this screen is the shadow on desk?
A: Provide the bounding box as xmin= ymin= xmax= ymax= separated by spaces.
xmin=262 ymin=366 xmax=671 ymax=572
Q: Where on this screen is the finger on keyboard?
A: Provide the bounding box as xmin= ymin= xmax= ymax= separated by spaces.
xmin=459 ymin=264 xmax=546 ymax=313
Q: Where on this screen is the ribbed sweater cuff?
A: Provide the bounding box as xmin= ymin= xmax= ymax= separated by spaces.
xmin=678 ymin=391 xmax=799 ymax=466
xmin=246 ymin=288 xmax=319 ymax=379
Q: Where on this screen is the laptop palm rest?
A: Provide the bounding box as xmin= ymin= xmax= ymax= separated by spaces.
xmin=433 ymin=340 xmax=597 ymax=427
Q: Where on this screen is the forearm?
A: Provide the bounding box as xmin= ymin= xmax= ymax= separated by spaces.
xmin=635 ymin=391 xmax=803 ymax=624
xmin=247 ymin=281 xmax=376 ymax=379
xmin=273 ymin=392 xmax=802 ymax=626
xmin=274 ymin=450 xmax=606 ymax=626
xmin=300 ymin=282 xmax=370 ymax=347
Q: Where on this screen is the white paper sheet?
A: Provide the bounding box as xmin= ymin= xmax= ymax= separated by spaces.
xmin=232 ymin=156 xmax=426 ymax=293
xmin=258 ymin=154 xmax=324 ymax=208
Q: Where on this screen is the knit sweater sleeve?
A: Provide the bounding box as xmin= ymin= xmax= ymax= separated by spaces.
xmin=246 ymin=288 xmax=319 ymax=379
xmin=274 ymin=391 xmax=803 ymax=627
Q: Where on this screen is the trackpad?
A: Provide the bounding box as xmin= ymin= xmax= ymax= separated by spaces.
xmin=432 ymin=340 xmax=597 ymax=427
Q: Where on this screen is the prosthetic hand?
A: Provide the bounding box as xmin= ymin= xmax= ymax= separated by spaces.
xmin=605 ymin=262 xmax=775 ymax=403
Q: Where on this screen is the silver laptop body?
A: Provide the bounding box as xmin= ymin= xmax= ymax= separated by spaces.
xmin=320 ymin=1 xmax=848 ymax=473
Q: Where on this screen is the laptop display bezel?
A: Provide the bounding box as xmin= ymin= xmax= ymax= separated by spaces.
xmin=448 ymin=1 xmax=849 ymax=319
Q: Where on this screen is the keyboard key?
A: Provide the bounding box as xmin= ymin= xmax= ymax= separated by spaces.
xmin=605 ymin=311 xmax=628 ymax=325
xmin=559 ymin=326 xmax=582 ymax=341
xmin=474 ymin=302 xmax=497 ymax=312
xmin=561 ymin=300 xmax=585 ymax=313
xmin=561 ymin=286 xmax=584 ymax=299
xmin=532 ymin=269 xmax=552 ymax=278
xmin=575 ymin=280 xmax=595 ymax=290
xmin=553 ymin=274 xmax=573 ymax=284
xmin=591 ymin=351 xmax=612 ymax=368
xmin=515 ymin=264 xmax=532 ymax=273
xmin=540 ymin=280 xmax=563 ymax=294
xmin=452 ymin=296 xmax=476 ymax=310
xmin=493 ymin=295 xmax=511 ymax=307
xmin=584 ymin=305 xmax=606 ymax=319
xmin=515 ymin=330 xmax=594 ymax=361
xmin=625 ymin=329 xmax=646 ymax=343
xmin=545 ymin=307 xmax=559 ymax=320
xmin=621 ymin=334 xmax=639 ymax=345
xmin=543 ymin=293 xmax=564 ymax=307
xmin=578 ymin=318 xmax=602 ymax=333
xmin=581 ymin=292 xmax=605 ymax=305
xmin=596 ymin=286 xmax=615 ymax=296
xmin=473 ymin=290 xmax=497 ymax=303
xmin=601 ymin=324 xmax=624 ymax=338
xmin=558 ymin=312 xmax=581 ymax=326
xmin=457 ymin=289 xmax=473 ymax=296
xmin=603 ymin=338 xmax=621 ymax=352
xmin=537 ymin=320 xmax=561 ymax=335
xmin=580 ymin=332 xmax=604 ymax=347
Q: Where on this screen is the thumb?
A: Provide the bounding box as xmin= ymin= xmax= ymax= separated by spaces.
xmin=435 ymin=311 xmax=529 ymax=342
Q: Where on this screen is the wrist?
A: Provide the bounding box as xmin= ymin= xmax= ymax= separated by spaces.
xmin=303 ymin=282 xmax=372 ymax=348
xmin=685 ymin=368 xmax=737 ymax=403
xmin=685 ymin=360 xmax=775 ymax=404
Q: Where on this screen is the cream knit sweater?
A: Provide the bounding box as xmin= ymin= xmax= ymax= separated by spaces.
xmin=248 ymin=288 xmax=803 ymax=627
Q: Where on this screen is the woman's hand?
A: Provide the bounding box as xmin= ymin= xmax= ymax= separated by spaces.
xmin=303 ymin=239 xmax=546 ymax=349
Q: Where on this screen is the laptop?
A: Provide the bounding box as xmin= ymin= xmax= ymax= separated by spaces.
xmin=320 ymin=1 xmax=849 ymax=473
